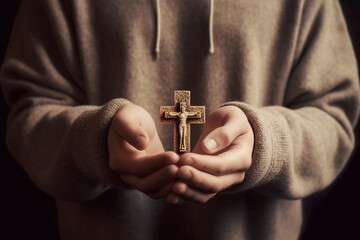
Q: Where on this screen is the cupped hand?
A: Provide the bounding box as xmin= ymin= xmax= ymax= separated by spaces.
xmin=167 ymin=106 xmax=254 ymax=204
xmin=108 ymin=104 xmax=179 ymax=199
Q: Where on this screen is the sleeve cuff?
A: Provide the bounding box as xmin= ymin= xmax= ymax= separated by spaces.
xmin=221 ymin=102 xmax=288 ymax=192
xmin=72 ymin=98 xmax=132 ymax=192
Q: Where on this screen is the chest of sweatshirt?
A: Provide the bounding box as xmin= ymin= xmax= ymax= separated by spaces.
xmin=52 ymin=0 xmax=304 ymax=113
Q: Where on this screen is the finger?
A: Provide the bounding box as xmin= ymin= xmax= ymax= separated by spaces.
xmin=177 ymin=165 xmax=245 ymax=193
xmin=118 ymin=121 xmax=149 ymax=150
xmin=120 ymin=164 xmax=178 ymax=194
xmin=113 ymin=112 xmax=149 ymax=150
xmin=179 ymin=151 xmax=250 ymax=176
xmin=112 ymin=104 xmax=157 ymax=150
xmin=148 ymin=182 xmax=174 ymax=199
xmin=166 ymin=193 xmax=182 ymax=204
xmin=172 ymin=181 xmax=216 ymax=204
xmin=202 ymin=111 xmax=248 ymax=154
xmin=113 ymin=151 xmax=179 ymax=177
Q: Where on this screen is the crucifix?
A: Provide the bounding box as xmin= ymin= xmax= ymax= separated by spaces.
xmin=160 ymin=91 xmax=205 ymax=154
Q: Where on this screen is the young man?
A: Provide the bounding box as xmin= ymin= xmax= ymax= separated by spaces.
xmin=1 ymin=0 xmax=359 ymax=239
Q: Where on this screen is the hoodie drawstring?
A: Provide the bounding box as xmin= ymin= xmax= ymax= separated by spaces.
xmin=155 ymin=0 xmax=161 ymax=54
xmin=209 ymin=0 xmax=215 ymax=54
xmin=154 ymin=0 xmax=215 ymax=55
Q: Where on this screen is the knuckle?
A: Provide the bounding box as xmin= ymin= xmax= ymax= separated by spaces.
xmin=195 ymin=158 xmax=206 ymax=171
xmin=219 ymin=127 xmax=233 ymax=146
xmin=173 ymin=182 xmax=187 ymax=195
xmin=185 ymin=156 xmax=202 ymax=171
xmin=165 ymin=165 xmax=178 ymax=177
xmin=228 ymin=107 xmax=246 ymax=121
xmin=207 ymin=185 xmax=217 ymax=193
xmin=179 ymin=153 xmax=192 ymax=165
xmin=178 ymin=166 xmax=187 ymax=176
xmin=211 ymin=160 xmax=227 ymax=175
xmin=137 ymin=182 xmax=149 ymax=193
xmin=216 ymin=164 xmax=227 ymax=175
xmin=109 ymin=157 xmax=124 ymax=172
xmin=165 ymin=151 xmax=179 ymax=165
xmin=209 ymin=183 xmax=222 ymax=193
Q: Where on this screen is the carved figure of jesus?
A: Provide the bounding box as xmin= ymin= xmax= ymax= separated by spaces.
xmin=160 ymin=90 xmax=205 ymax=154
xmin=166 ymin=102 xmax=201 ymax=151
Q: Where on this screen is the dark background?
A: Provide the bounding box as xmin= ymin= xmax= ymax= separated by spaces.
xmin=0 ymin=1 xmax=359 ymax=239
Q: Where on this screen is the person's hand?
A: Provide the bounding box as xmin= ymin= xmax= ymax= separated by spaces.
xmin=108 ymin=104 xmax=179 ymax=199
xmin=167 ymin=106 xmax=254 ymax=204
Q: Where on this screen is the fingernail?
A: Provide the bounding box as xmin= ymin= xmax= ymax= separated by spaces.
xmin=205 ymin=138 xmax=217 ymax=151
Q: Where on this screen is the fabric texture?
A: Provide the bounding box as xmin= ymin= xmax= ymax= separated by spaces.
xmin=1 ymin=0 xmax=359 ymax=239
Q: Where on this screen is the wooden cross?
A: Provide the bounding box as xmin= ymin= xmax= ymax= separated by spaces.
xmin=160 ymin=91 xmax=205 ymax=154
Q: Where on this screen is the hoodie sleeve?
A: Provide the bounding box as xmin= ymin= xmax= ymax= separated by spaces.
xmin=223 ymin=0 xmax=360 ymax=199
xmin=0 ymin=0 xmax=130 ymax=202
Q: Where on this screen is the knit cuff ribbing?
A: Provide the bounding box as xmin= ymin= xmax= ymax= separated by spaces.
xmin=221 ymin=102 xmax=287 ymax=192
xmin=72 ymin=98 xmax=132 ymax=195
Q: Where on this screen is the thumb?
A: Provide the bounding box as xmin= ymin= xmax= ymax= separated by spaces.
xmin=111 ymin=104 xmax=152 ymax=150
xmin=117 ymin=121 xmax=149 ymax=150
xmin=202 ymin=125 xmax=238 ymax=154
xmin=201 ymin=107 xmax=247 ymax=154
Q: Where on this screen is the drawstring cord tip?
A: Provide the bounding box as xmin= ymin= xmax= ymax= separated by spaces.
xmin=209 ymin=0 xmax=215 ymax=54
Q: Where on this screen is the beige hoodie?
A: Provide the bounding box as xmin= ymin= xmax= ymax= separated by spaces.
xmin=1 ymin=0 xmax=359 ymax=239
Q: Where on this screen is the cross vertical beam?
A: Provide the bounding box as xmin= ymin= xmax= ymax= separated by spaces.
xmin=160 ymin=90 xmax=205 ymax=154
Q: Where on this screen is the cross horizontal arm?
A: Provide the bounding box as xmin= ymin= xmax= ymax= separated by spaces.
xmin=164 ymin=112 xmax=179 ymax=118
xmin=186 ymin=112 xmax=202 ymax=118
